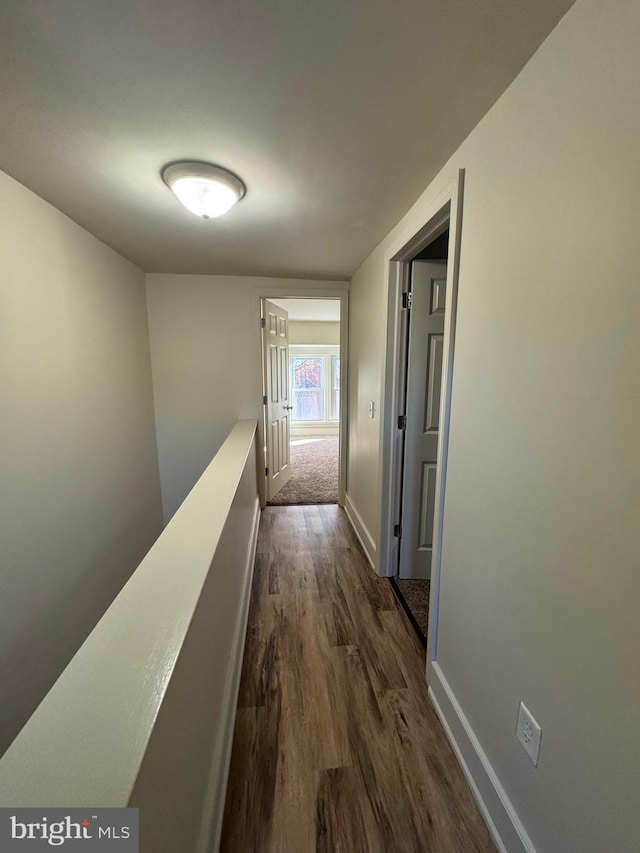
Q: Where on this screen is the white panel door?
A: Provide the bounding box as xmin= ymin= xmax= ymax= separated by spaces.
xmin=399 ymin=260 xmax=447 ymax=579
xmin=262 ymin=299 xmax=292 ymax=500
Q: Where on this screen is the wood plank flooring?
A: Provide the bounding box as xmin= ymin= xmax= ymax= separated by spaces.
xmin=220 ymin=505 xmax=495 ymax=853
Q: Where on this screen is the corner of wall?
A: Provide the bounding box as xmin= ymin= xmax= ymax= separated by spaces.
xmin=344 ymin=493 xmax=377 ymax=570
xmin=428 ymin=663 xmax=536 ymax=853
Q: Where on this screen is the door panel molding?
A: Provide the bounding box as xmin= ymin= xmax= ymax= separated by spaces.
xmin=425 ymin=333 xmax=444 ymax=433
xmin=419 ymin=462 xmax=437 ymax=550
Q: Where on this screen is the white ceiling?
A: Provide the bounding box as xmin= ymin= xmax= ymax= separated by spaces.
xmin=0 ymin=1 xmax=573 ymax=279
xmin=270 ymin=298 xmax=340 ymax=322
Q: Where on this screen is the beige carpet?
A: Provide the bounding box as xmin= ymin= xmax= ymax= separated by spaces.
xmin=392 ymin=578 xmax=430 ymax=642
xmin=268 ymin=436 xmax=339 ymax=505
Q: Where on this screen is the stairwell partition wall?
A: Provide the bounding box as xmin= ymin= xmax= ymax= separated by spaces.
xmin=251 ymin=283 xmax=349 ymax=509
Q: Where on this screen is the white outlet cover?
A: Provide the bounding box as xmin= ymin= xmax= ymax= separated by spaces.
xmin=516 ymin=701 xmax=542 ymax=766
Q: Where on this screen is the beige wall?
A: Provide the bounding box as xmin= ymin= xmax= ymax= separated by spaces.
xmin=347 ymin=0 xmax=640 ymax=850
xmin=0 ymin=171 xmax=163 ymax=756
xmin=146 ymin=275 xmax=346 ymax=521
xmin=289 ymin=321 xmax=340 ymax=345
xmin=347 ymin=247 xmax=388 ymax=542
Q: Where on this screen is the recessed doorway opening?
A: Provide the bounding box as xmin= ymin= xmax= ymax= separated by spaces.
xmin=378 ymin=169 xmax=464 ymax=669
xmin=390 ymin=227 xmax=449 ymax=643
xmin=262 ymin=297 xmax=342 ymax=507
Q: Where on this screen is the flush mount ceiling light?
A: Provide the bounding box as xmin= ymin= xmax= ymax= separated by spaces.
xmin=162 ymin=161 xmax=245 ymax=219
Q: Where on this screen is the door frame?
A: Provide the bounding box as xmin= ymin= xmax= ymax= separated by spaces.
xmin=252 ymin=283 xmax=349 ymax=509
xmin=378 ymin=169 xmax=464 ymax=669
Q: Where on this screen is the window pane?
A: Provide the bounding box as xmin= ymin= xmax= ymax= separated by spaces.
xmin=292 ymin=357 xmax=324 ymax=420
xmin=293 ymin=357 xmax=322 ymax=389
xmin=294 ymin=389 xmax=324 ymax=420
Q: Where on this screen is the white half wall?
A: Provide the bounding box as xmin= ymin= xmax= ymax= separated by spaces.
xmin=0 ymin=170 xmax=163 ymax=756
xmin=0 ymin=421 xmax=260 ymax=853
xmin=347 ymin=1 xmax=640 ymax=850
xmin=145 ymin=274 xmax=346 ymax=521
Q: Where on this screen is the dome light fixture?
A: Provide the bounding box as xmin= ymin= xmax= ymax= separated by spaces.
xmin=162 ymin=161 xmax=245 ymax=219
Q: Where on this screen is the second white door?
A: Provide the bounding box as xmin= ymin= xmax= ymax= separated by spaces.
xmin=262 ymin=299 xmax=292 ymax=500
xmin=399 ymin=260 xmax=447 ymax=579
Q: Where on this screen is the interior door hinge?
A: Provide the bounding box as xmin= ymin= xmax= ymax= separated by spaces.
xmin=263 ymin=395 xmax=268 ymax=405
xmin=393 ymin=523 xmax=402 ymax=538
xmin=397 ymin=414 xmax=406 ymax=430
xmin=402 ymin=292 xmax=413 ymax=310
xmin=260 ymin=317 xmax=266 ymax=328
xmin=265 ymin=466 xmax=269 ymax=476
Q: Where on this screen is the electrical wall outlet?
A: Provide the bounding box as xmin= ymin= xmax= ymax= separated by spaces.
xmin=516 ymin=701 xmax=542 ymax=766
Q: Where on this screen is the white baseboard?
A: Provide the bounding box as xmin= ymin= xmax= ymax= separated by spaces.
xmin=428 ymin=662 xmax=537 ymax=853
xmin=344 ymin=493 xmax=376 ymax=570
xmin=198 ymin=495 xmax=261 ymax=853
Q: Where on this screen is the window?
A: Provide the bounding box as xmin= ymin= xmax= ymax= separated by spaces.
xmin=292 ymin=356 xmax=324 ymax=420
xmin=290 ymin=346 xmax=340 ymax=423
xmin=331 ymin=355 xmax=340 ymax=421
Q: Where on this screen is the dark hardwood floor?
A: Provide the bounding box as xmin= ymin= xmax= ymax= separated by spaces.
xmin=220 ymin=505 xmax=495 ymax=853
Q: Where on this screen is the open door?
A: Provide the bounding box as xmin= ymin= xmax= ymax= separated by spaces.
xmin=399 ymin=260 xmax=448 ymax=579
xmin=262 ymin=299 xmax=292 ymax=500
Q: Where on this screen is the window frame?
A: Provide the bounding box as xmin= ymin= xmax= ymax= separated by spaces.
xmin=289 ymin=345 xmax=340 ymax=425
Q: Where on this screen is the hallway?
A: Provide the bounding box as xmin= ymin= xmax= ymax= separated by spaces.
xmin=220 ymin=505 xmax=495 ymax=852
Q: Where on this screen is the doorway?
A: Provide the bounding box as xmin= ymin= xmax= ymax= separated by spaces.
xmin=261 ymin=297 xmax=343 ymax=507
xmin=378 ymin=169 xmax=464 ymax=669
xmin=392 ymin=230 xmax=449 ymax=642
